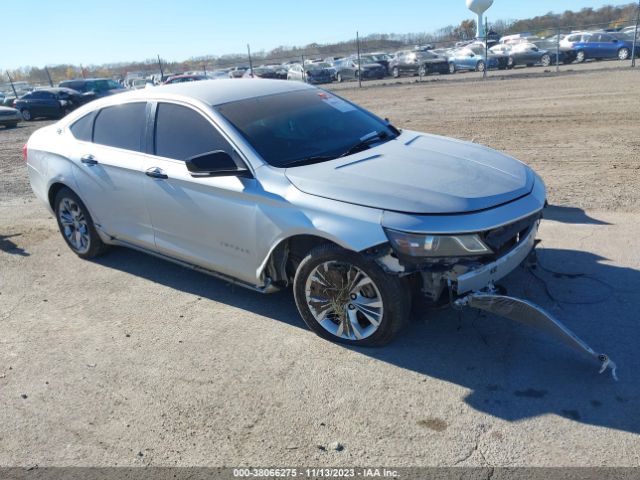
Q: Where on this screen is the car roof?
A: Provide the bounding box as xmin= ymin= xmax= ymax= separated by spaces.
xmin=61 ymin=78 xmax=112 ymax=83
xmin=137 ymin=79 xmax=314 ymax=106
xmin=34 ymin=87 xmax=79 ymax=93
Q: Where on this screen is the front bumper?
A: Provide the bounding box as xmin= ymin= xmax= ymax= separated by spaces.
xmin=450 ymin=220 xmax=538 ymax=294
xmin=0 ymin=113 xmax=21 ymax=124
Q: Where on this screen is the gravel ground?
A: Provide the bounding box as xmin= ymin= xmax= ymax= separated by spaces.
xmin=0 ymin=67 xmax=639 ymax=468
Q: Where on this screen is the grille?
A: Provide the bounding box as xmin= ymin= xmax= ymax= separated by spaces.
xmin=481 ymin=213 xmax=540 ymax=257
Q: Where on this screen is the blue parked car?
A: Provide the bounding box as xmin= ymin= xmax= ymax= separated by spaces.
xmin=564 ymin=32 xmax=636 ymax=63
xmin=447 ymin=45 xmax=508 ymax=73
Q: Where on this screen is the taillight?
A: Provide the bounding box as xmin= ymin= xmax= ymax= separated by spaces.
xmin=22 ymin=143 xmax=28 ymax=162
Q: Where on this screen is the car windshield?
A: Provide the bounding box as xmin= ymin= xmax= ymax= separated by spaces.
xmin=216 ymin=89 xmax=398 ymax=168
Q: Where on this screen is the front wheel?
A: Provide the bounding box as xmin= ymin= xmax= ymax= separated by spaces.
xmin=449 ymin=62 xmax=456 ymax=74
xmin=336 ymin=73 xmax=343 ymax=83
xmin=540 ymin=54 xmax=551 ymax=67
xmin=476 ymin=60 xmax=486 ymax=72
xmin=618 ymin=47 xmax=630 ymax=61
xmin=54 ymin=187 xmax=109 ymax=259
xmin=575 ymin=50 xmax=586 ymax=63
xmin=21 ymin=109 xmax=32 ymax=121
xmin=293 ymin=244 xmax=410 ymax=346
xmin=392 ymin=66 xmax=399 ymax=78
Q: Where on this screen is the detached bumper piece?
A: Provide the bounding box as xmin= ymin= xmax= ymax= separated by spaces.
xmin=454 ymin=292 xmax=618 ymax=380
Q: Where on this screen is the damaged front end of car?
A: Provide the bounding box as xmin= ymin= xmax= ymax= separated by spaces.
xmin=372 ymin=198 xmax=617 ymax=379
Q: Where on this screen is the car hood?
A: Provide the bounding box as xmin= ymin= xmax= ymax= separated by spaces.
xmin=285 ymin=131 xmax=534 ymax=214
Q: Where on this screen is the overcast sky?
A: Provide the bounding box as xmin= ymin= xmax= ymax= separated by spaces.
xmin=3 ymin=0 xmax=627 ymax=69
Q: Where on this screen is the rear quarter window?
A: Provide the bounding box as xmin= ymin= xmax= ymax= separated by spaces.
xmin=70 ymin=112 xmax=95 ymax=142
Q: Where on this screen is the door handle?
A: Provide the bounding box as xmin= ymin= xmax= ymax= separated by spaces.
xmin=145 ymin=167 xmax=168 ymax=179
xmin=80 ymin=154 xmax=98 ymax=165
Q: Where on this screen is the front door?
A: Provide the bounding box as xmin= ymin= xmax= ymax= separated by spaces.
xmin=142 ymin=102 xmax=260 ymax=284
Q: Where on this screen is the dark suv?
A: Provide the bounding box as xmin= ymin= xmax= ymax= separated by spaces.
xmin=58 ymin=78 xmax=124 ymax=99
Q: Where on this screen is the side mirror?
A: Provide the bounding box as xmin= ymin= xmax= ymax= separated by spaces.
xmin=185 ymin=150 xmax=250 ymax=178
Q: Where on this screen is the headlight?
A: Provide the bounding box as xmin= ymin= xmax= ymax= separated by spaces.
xmin=384 ymin=229 xmax=493 ymax=258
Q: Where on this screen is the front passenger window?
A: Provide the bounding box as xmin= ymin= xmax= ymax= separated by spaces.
xmin=155 ymin=103 xmax=232 ymax=161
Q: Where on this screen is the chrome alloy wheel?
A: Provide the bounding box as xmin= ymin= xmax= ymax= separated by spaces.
xmin=304 ymin=261 xmax=384 ymax=341
xmin=58 ymin=197 xmax=90 ymax=254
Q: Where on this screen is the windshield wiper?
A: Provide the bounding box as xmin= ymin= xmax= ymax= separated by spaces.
xmin=280 ymin=155 xmax=338 ymax=168
xmin=338 ymin=131 xmax=390 ymax=158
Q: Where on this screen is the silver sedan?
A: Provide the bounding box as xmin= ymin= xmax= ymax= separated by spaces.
xmin=25 ymin=79 xmax=546 ymax=346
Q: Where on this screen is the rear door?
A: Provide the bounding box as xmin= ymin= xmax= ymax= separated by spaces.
xmin=142 ymin=101 xmax=260 ymax=283
xmin=70 ymin=102 xmax=155 ymax=247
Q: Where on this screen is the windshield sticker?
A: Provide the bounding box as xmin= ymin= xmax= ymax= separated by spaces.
xmin=320 ymin=93 xmax=356 ymax=113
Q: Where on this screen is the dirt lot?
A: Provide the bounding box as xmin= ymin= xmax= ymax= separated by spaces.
xmin=1 ymin=68 xmax=639 ymax=468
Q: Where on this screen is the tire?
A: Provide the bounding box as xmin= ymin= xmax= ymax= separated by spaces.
xmin=449 ymin=62 xmax=456 ymax=74
xmin=392 ymin=66 xmax=399 ymax=78
xmin=575 ymin=50 xmax=586 ymax=63
xmin=54 ymin=187 xmax=109 ymax=259
xmin=507 ymin=57 xmax=515 ymax=69
xmin=540 ymin=54 xmax=551 ymax=67
xmin=293 ymin=244 xmax=411 ymax=347
xmin=21 ymin=109 xmax=32 ymax=121
xmin=337 ymin=73 xmax=343 ymax=83
xmin=476 ymin=60 xmax=486 ymax=72
xmin=418 ymin=64 xmax=430 ymax=76
xmin=618 ymin=47 xmax=630 ymax=61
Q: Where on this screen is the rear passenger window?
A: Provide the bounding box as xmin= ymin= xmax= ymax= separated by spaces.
xmin=93 ymin=103 xmax=146 ymax=151
xmin=155 ymin=103 xmax=231 ymax=160
xmin=70 ymin=112 xmax=95 ymax=142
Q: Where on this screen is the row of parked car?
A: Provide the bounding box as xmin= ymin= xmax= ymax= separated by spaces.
xmin=183 ymin=27 xmax=639 ymax=85
xmin=1 ymin=26 xmax=637 ymax=127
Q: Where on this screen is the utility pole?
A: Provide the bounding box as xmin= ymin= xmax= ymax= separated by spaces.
xmin=6 ymin=71 xmax=18 ymax=97
xmin=45 ymin=67 xmax=53 ymax=87
xmin=632 ymin=0 xmax=640 ymax=67
xmin=247 ymin=44 xmax=254 ymax=77
xmin=157 ymin=54 xmax=164 ymax=79
xmin=356 ymin=31 xmax=362 ymax=88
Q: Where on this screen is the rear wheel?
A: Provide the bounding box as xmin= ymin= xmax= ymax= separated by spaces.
xmin=575 ymin=50 xmax=586 ymax=63
xmin=392 ymin=66 xmax=399 ymax=78
xmin=337 ymin=73 xmax=343 ymax=83
xmin=21 ymin=109 xmax=32 ymax=121
xmin=449 ymin=62 xmax=456 ymax=74
xmin=293 ymin=244 xmax=410 ymax=346
xmin=476 ymin=60 xmax=486 ymax=72
xmin=54 ymin=187 xmax=109 ymax=259
xmin=540 ymin=54 xmax=551 ymax=67
xmin=618 ymin=47 xmax=630 ymax=61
